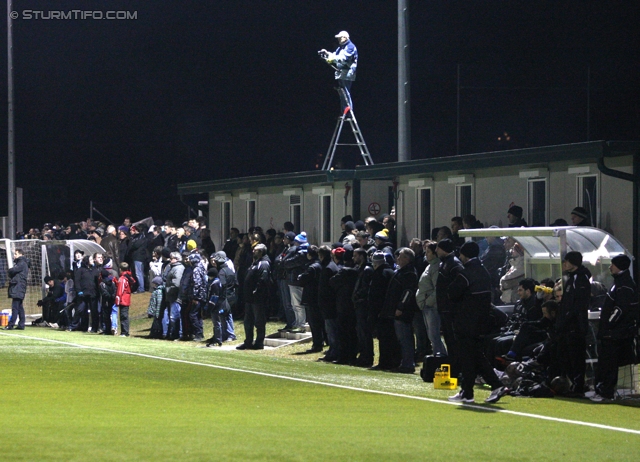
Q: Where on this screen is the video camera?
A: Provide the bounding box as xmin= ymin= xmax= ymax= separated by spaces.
xmin=317 ymin=50 xmax=328 ymax=59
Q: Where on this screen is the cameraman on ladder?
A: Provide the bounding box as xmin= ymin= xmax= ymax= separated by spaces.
xmin=319 ymin=31 xmax=358 ymax=113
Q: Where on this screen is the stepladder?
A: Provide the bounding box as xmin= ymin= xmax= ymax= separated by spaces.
xmin=322 ymin=88 xmax=374 ymax=170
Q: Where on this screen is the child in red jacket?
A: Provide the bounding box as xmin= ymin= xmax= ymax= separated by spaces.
xmin=116 ymin=262 xmax=133 ymax=337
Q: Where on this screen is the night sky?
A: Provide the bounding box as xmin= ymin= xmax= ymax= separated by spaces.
xmin=0 ymin=1 xmax=638 ymax=228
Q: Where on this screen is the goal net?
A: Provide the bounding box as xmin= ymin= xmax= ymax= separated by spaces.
xmin=0 ymin=239 xmax=105 ymax=317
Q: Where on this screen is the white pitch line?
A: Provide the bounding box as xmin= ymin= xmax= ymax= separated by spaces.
xmin=3 ymin=332 xmax=640 ymax=436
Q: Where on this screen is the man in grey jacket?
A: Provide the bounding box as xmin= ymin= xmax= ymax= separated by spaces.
xmin=163 ymin=252 xmax=184 ymax=339
xmin=415 ymin=241 xmax=447 ymax=357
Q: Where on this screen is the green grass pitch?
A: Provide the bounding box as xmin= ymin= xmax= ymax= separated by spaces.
xmin=2 ymin=329 xmax=640 ymax=461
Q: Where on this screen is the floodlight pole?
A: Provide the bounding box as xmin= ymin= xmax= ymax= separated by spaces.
xmin=398 ymin=0 xmax=410 ymax=162
xmin=7 ymin=0 xmax=16 ymax=239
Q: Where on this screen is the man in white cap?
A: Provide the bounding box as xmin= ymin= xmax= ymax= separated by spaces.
xmin=319 ymin=31 xmax=358 ymax=112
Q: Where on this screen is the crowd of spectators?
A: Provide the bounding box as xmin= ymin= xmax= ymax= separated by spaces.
xmin=17 ymin=204 xmax=639 ymax=403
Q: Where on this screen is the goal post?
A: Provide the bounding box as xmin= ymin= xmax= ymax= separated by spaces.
xmin=0 ymin=239 xmax=105 ymax=317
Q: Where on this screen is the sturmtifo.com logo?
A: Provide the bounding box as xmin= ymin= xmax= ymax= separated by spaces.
xmin=11 ymin=10 xmax=137 ymax=20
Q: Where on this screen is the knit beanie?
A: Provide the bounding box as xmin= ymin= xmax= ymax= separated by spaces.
xmin=611 ymin=254 xmax=631 ymax=272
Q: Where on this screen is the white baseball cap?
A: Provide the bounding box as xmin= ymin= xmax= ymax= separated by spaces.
xmin=335 ymin=31 xmax=350 ymax=39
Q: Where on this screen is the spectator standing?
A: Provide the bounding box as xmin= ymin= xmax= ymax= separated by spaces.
xmin=369 ymin=251 xmax=397 ymax=370
xmin=4 ymin=249 xmax=30 ymax=330
xmin=115 ymin=262 xmax=133 ymax=337
xmin=317 ymin=245 xmax=340 ymax=362
xmin=237 ymin=244 xmax=270 ymax=350
xmin=435 ymin=239 xmax=464 ymax=376
xmin=283 ymin=232 xmax=310 ymax=332
xmin=415 ymin=241 xmax=448 ymax=357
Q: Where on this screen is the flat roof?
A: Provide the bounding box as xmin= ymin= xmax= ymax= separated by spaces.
xmin=178 ymin=140 xmax=638 ymax=194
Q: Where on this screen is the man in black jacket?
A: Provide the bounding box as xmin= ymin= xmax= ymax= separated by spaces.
xmin=128 ymin=224 xmax=149 ymax=293
xmin=5 ymin=249 xmax=30 ymax=330
xmin=317 ymin=246 xmax=340 ymax=362
xmin=297 ymin=246 xmax=324 ymax=353
xmin=592 ymin=255 xmax=639 ymax=402
xmin=329 ymin=248 xmax=359 ymax=365
xmin=435 ymin=239 xmax=464 ymax=376
xmin=369 ymin=251 xmax=398 ymax=370
xmin=448 ymin=242 xmax=506 ymax=404
xmin=68 ymin=255 xmax=99 ymax=332
xmin=38 ymin=276 xmax=65 ymax=324
xmin=382 ymin=248 xmax=419 ymax=373
xmin=554 ymin=251 xmax=592 ymax=395
xmin=237 ymin=244 xmax=270 ymax=350
xmin=352 ymin=248 xmax=375 ymax=367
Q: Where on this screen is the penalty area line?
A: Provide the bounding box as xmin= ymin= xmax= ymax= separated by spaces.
xmin=3 ymin=332 xmax=640 ymax=436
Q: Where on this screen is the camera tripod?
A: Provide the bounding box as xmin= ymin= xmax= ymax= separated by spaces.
xmin=322 ymin=87 xmax=374 ymax=170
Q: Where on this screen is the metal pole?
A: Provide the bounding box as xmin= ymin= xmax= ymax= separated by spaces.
xmin=398 ymin=0 xmax=410 ymax=162
xmin=7 ymin=0 xmax=16 ymax=239
xmin=456 ymin=63 xmax=460 ymax=156
xmin=586 ymin=65 xmax=590 ymax=141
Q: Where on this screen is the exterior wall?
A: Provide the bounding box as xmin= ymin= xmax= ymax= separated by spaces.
xmin=360 ymin=180 xmax=392 ymax=219
xmin=204 ymin=154 xmax=634 ymax=254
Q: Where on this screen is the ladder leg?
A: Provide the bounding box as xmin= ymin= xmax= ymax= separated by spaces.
xmin=322 ymin=116 xmax=346 ymax=170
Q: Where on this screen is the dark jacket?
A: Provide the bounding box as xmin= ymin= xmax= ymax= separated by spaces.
xmin=598 ymin=269 xmax=639 ymax=340
xmin=448 ymin=257 xmax=493 ymax=337
xmin=100 ymin=233 xmax=120 ymax=268
xmin=222 ymin=239 xmax=239 ymax=264
xmin=329 ymin=266 xmax=359 ymax=315
xmin=128 ymin=233 xmax=149 ymax=262
xmin=273 ymin=244 xmax=291 ymax=281
xmin=556 ymin=265 xmax=592 ymax=334
xmin=8 ymin=256 xmax=30 ymax=300
xmin=480 ymin=238 xmax=507 ymax=288
xmin=513 ymin=294 xmax=542 ymax=322
xmin=318 ymin=258 xmax=339 ymax=319
xmin=299 ymin=258 xmax=322 ymax=306
xmin=352 ymin=263 xmax=374 ymax=309
xmin=75 ymin=264 xmax=99 ymax=298
xmin=243 ymin=255 xmax=271 ymax=304
xmin=381 ymin=263 xmax=419 ymax=323
xmin=436 ymin=252 xmax=464 ymax=314
xmin=178 ymin=265 xmax=194 ymax=304
xmin=509 ymin=218 xmax=528 ymax=227
xmin=369 ymin=263 xmax=394 ymax=317
xmin=218 ymin=262 xmax=237 ymax=308
xmin=283 ymin=244 xmax=309 ymax=286
xmin=165 ymin=234 xmax=179 ymax=252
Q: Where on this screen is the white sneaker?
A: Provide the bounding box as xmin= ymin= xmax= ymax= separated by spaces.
xmin=589 ymin=393 xmax=608 ymax=403
xmin=448 ymin=390 xmax=474 ymax=403
xmin=485 ymin=386 xmax=506 ymax=404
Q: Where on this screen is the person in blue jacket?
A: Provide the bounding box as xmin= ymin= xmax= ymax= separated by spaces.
xmin=319 ymin=31 xmax=358 ymax=112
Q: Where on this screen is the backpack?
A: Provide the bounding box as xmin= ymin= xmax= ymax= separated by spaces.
xmin=125 ymin=273 xmax=140 ymax=293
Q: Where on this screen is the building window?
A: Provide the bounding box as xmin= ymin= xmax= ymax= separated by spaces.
xmin=455 ymin=184 xmax=473 ymax=217
xmin=527 ymin=179 xmax=547 ymax=227
xmin=577 ymin=174 xmax=599 ymax=226
xmin=417 ymin=188 xmax=432 ymax=240
xmin=221 ymin=201 xmax=231 ymax=241
xmin=289 ymin=195 xmax=301 ymax=235
xmin=246 ymin=200 xmax=256 ymax=230
xmin=320 ymin=195 xmax=332 ymax=243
